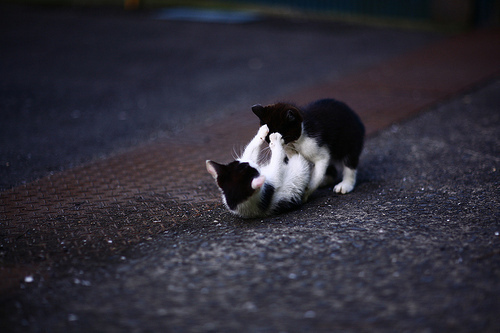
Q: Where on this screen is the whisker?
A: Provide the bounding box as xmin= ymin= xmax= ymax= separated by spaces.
xmin=258 ymin=146 xmax=272 ymax=164
xmin=232 ymin=145 xmax=243 ymax=160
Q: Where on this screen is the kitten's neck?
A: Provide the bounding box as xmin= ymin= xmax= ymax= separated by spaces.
xmin=289 ymin=124 xmax=306 ymax=152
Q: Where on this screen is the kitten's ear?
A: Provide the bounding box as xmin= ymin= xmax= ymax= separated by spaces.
xmin=251 ymin=175 xmax=266 ymax=190
xmin=252 ymin=104 xmax=265 ymax=118
xmin=206 ymin=160 xmax=222 ymax=179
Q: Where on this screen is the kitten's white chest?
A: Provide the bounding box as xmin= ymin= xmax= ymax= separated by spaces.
xmin=294 ymin=135 xmax=330 ymax=162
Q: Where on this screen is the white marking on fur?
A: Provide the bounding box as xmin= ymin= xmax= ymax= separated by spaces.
xmin=240 ymin=125 xmax=268 ymax=163
xmin=212 ymin=125 xmax=311 ymax=218
xmin=334 ymin=166 xmax=357 ymax=194
xmin=293 ymin=133 xmax=330 ymax=199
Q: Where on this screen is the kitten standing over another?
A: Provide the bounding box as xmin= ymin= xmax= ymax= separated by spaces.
xmin=206 ymin=125 xmax=311 ymax=218
xmin=252 ymin=98 xmax=365 ymax=199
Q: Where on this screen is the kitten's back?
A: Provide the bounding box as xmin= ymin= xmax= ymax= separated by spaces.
xmin=302 ymin=98 xmax=365 ymax=166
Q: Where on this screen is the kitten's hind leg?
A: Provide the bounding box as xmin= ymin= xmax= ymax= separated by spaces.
xmin=320 ymin=164 xmax=338 ymax=187
xmin=303 ymin=156 xmax=329 ymax=201
xmin=334 ymin=165 xmax=357 ymax=194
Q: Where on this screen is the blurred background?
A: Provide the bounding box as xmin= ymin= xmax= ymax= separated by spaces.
xmin=7 ymin=0 xmax=500 ymax=30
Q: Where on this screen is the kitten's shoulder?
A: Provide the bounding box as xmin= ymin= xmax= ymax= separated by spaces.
xmin=303 ymin=98 xmax=351 ymax=115
xmin=302 ymin=98 xmax=364 ymax=130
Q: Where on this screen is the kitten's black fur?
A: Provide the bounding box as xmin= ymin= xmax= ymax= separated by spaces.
xmin=252 ymin=98 xmax=365 ymax=197
xmin=209 ymin=161 xmax=259 ymax=210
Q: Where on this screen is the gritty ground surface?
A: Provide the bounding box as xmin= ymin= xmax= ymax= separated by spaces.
xmin=2 ymin=80 xmax=499 ymax=332
xmin=1 ymin=4 xmax=499 ymax=332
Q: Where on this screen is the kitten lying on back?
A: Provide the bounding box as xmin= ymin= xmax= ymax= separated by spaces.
xmin=252 ymin=98 xmax=365 ymax=199
xmin=206 ymin=125 xmax=311 ymax=218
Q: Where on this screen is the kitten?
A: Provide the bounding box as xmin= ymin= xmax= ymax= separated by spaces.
xmin=252 ymin=98 xmax=365 ymax=199
xmin=206 ymin=125 xmax=311 ymax=218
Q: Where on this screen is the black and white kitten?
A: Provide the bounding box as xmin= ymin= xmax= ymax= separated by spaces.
xmin=206 ymin=125 xmax=311 ymax=218
xmin=252 ymin=98 xmax=365 ymax=199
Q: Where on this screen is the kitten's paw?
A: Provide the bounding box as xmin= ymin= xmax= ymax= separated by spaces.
xmin=258 ymin=125 xmax=269 ymax=141
xmin=333 ymin=181 xmax=355 ymax=194
xmin=269 ymin=132 xmax=284 ymax=147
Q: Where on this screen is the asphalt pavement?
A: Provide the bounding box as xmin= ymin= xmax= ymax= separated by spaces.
xmin=3 ymin=78 xmax=499 ymax=332
xmin=1 ymin=4 xmax=499 ymax=333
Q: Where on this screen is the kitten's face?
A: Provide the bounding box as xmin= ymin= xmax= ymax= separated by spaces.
xmin=252 ymin=103 xmax=303 ymax=144
xmin=206 ymin=160 xmax=261 ymax=210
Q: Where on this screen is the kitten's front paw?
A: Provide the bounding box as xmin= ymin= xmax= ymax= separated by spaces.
xmin=269 ymin=132 xmax=284 ymax=148
xmin=258 ymin=125 xmax=269 ymax=141
xmin=333 ymin=181 xmax=355 ymax=194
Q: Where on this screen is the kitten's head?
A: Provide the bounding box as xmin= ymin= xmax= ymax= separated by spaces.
xmin=206 ymin=160 xmax=265 ymax=210
xmin=251 ymin=103 xmax=303 ymax=144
